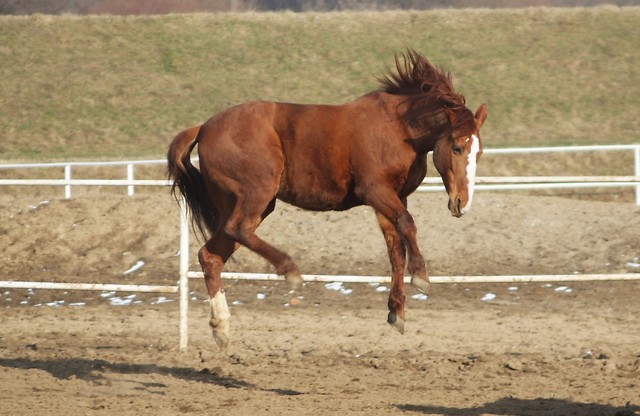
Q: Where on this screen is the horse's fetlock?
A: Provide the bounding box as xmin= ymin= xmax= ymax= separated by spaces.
xmin=276 ymin=257 xmax=296 ymax=275
xmin=409 ymin=263 xmax=427 ymax=279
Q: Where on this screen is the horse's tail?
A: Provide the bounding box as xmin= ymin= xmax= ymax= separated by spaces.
xmin=167 ymin=125 xmax=217 ymax=239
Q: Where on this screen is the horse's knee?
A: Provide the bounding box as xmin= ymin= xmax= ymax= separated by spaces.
xmin=397 ymin=213 xmax=417 ymax=235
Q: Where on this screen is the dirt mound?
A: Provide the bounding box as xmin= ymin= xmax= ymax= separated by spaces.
xmin=1 ymin=190 xmax=638 ymax=284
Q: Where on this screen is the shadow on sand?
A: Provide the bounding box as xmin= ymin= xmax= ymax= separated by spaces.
xmin=397 ymin=397 xmax=639 ymax=416
xmin=0 ymin=356 xmax=302 ymax=396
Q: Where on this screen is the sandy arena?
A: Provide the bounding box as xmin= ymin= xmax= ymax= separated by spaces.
xmin=1 ymin=189 xmax=639 ymax=415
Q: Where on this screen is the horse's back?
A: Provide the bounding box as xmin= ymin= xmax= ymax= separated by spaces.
xmin=195 ymin=95 xmax=415 ymax=211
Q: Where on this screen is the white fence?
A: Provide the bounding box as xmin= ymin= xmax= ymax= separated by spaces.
xmin=1 ymin=144 xmax=639 ymax=351
xmin=0 ymin=159 xmax=167 ymax=198
xmin=1 ymin=144 xmax=639 ymax=203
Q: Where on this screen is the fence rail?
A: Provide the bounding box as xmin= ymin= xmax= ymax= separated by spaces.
xmin=2 ymin=144 xmax=639 ymax=202
xmin=1 ymin=144 xmax=639 ymax=351
xmin=191 ymin=271 xmax=640 ymax=284
xmin=0 ymin=159 xmax=166 ymax=198
xmin=0 ymin=281 xmax=178 ymax=293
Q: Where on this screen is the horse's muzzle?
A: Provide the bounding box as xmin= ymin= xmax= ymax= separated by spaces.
xmin=448 ymin=197 xmax=464 ymax=218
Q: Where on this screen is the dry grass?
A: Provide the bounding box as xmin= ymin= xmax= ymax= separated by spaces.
xmin=0 ymin=7 xmax=639 ymax=162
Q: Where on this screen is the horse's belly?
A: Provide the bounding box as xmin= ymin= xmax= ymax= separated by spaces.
xmin=276 ymin=178 xmax=360 ymax=211
xmin=276 ymin=190 xmax=343 ymax=211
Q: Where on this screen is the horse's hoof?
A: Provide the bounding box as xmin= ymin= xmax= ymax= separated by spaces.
xmin=387 ymin=312 xmax=405 ymax=334
xmin=212 ymin=330 xmax=229 ymax=351
xmin=285 ymin=272 xmax=304 ymax=290
xmin=210 ymin=318 xmax=230 ymax=351
xmin=209 ymin=292 xmax=230 ymax=351
xmin=411 ymin=276 xmax=431 ymax=295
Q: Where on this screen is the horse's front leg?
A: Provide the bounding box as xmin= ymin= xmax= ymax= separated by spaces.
xmin=402 ymin=234 xmax=430 ymax=295
xmin=397 ymin=198 xmax=431 ymax=295
xmin=375 ymin=211 xmax=407 ymax=334
xmin=378 ymin=196 xmax=430 ymax=295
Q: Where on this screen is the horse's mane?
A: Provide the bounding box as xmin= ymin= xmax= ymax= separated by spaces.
xmin=378 ymin=49 xmax=474 ymax=134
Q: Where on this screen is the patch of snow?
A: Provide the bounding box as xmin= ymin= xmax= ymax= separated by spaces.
xmin=123 ymin=260 xmax=145 ymax=275
xmin=324 ymin=282 xmax=344 ymax=291
xmin=481 ymin=293 xmax=496 ymax=302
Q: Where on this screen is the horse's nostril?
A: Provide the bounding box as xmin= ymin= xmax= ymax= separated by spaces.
xmin=448 ymin=197 xmax=463 ymax=216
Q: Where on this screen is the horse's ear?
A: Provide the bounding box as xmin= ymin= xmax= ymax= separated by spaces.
xmin=475 ymin=103 xmax=487 ymax=129
xmin=445 ymin=107 xmax=457 ymax=127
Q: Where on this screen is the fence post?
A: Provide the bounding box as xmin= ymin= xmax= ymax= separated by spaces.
xmin=179 ymin=198 xmax=190 ymax=351
xmin=127 ymin=163 xmax=135 ymax=196
xmin=635 ymin=145 xmax=640 ymax=205
xmin=64 ymin=164 xmax=71 ymax=199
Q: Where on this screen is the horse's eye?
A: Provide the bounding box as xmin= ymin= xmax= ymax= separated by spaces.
xmin=452 ymin=145 xmax=462 ymax=155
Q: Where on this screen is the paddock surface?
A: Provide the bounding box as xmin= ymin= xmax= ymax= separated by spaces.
xmin=1 ymin=191 xmax=639 ymax=415
xmin=1 ymin=281 xmax=639 ymax=416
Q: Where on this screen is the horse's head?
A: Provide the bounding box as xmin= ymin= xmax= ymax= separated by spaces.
xmin=433 ymin=103 xmax=487 ymax=218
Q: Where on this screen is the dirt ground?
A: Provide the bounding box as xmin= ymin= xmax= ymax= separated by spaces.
xmin=1 ymin=188 xmax=639 ymax=415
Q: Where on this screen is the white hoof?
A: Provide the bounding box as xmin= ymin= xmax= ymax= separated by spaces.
xmin=211 ymin=320 xmax=230 ymax=351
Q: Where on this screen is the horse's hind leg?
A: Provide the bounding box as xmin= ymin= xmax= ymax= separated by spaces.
xmin=198 ymin=197 xmax=277 ymax=351
xmin=199 ymin=231 xmax=238 ymax=351
xmin=224 ymin=196 xmax=303 ymax=289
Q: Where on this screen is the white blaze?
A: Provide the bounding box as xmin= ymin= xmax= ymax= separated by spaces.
xmin=461 ymin=135 xmax=479 ymax=214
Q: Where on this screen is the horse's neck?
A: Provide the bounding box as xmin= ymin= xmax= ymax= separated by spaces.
xmin=407 ymin=110 xmax=451 ymax=154
xmin=373 ymin=92 xmax=450 ymax=154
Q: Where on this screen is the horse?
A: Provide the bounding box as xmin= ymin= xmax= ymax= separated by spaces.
xmin=167 ymin=49 xmax=487 ymax=350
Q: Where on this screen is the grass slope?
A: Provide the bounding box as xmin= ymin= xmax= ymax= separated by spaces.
xmin=0 ymin=7 xmax=638 ymax=161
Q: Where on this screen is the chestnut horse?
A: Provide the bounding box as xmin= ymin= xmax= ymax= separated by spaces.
xmin=168 ymin=50 xmax=487 ymax=350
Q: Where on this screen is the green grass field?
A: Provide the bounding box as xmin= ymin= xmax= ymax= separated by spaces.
xmin=1 ymin=7 xmax=639 ymax=161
